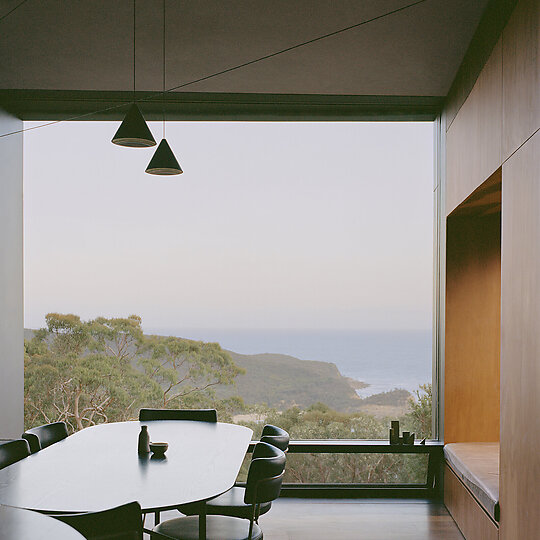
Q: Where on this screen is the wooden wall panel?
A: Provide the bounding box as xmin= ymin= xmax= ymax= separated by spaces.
xmin=444 ymin=1 xmax=539 ymax=537
xmin=502 ymin=0 xmax=540 ymax=160
xmin=445 ymin=0 xmax=518 ymax=130
xmin=444 ymin=464 xmax=499 ymax=540
xmin=445 ymin=206 xmax=501 ymax=444
xmin=446 ymin=39 xmax=503 ymax=215
xmin=500 ymin=132 xmax=540 ymax=540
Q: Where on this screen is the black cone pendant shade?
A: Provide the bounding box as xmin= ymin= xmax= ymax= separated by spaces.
xmin=145 ymin=138 xmax=183 ymax=175
xmin=111 ymin=104 xmax=156 ymax=147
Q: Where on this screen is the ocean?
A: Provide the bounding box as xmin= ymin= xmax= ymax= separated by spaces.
xmin=147 ymin=328 xmax=432 ymax=398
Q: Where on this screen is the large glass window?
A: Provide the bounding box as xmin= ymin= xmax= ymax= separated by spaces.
xmin=24 ymin=121 xmax=433 ymax=456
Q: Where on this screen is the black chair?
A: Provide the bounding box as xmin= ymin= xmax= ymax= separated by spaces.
xmin=22 ymin=421 xmax=69 ymax=453
xmin=260 ymin=424 xmax=290 ymax=452
xmin=154 ymin=442 xmax=286 ymax=540
xmin=139 ymin=408 xmax=217 ymax=423
xmin=52 ymin=501 xmax=144 ymax=540
xmin=0 ymin=439 xmax=31 ymax=469
xmin=178 ymin=425 xmax=289 ymax=520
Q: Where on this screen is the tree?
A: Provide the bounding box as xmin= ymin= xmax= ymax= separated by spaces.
xmin=24 ymin=313 xmax=161 ymax=431
xmin=88 ymin=315 xmax=144 ymax=362
xmin=139 ymin=335 xmax=244 ymax=408
xmin=24 ymin=313 xmax=245 ymax=432
xmin=45 ymin=313 xmax=89 ymax=356
xmin=405 ymin=383 xmax=432 ymax=439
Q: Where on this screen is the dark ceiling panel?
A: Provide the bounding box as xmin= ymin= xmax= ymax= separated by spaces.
xmin=0 ymin=0 xmax=489 ymax=97
xmin=0 ymin=89 xmax=444 ymax=121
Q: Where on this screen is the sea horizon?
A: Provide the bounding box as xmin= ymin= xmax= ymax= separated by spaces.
xmin=145 ymin=327 xmax=433 ymax=398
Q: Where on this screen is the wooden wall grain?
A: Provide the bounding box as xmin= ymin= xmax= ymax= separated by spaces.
xmin=444 ymin=0 xmax=539 ymax=537
xmin=445 ymin=39 xmax=503 ymax=216
xmin=445 ymin=0 xmax=539 ymax=216
xmin=445 ymin=207 xmax=501 ymax=443
xmin=500 ymin=132 xmax=540 ymax=540
xmin=501 ymin=0 xmax=539 ymax=161
xmin=444 ymin=464 xmax=499 ymax=540
xmin=444 ymin=0 xmax=518 ymax=129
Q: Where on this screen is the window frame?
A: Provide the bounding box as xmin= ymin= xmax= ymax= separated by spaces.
xmin=20 ymin=93 xmax=445 ymax=496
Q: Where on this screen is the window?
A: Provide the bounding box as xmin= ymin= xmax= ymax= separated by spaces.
xmin=24 ymin=120 xmax=434 ymax=481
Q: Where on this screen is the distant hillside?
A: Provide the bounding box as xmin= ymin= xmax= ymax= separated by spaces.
xmin=24 ymin=328 xmax=410 ymax=414
xmin=215 ymin=351 xmax=363 ymax=412
xmin=360 ymin=388 xmax=411 ymax=407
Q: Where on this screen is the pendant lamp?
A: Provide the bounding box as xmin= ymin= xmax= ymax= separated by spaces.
xmin=145 ymin=138 xmax=182 ymax=175
xmin=146 ymin=0 xmax=182 ymax=175
xmin=111 ymin=0 xmax=156 ymax=148
xmin=112 ymin=103 xmax=156 ymax=147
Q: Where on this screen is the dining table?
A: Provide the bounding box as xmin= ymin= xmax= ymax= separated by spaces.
xmin=0 ymin=505 xmax=85 ymax=539
xmin=0 ymin=420 xmax=253 ymax=539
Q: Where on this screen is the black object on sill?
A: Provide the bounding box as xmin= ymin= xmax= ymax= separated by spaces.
xmin=389 ymin=420 xmax=400 ymax=445
xmin=389 ymin=421 xmax=415 ymax=445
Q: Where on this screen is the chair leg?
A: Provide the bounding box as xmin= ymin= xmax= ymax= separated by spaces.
xmin=255 ymin=503 xmax=261 ymax=523
xmin=248 ymin=505 xmax=256 ymax=540
xmin=198 ymin=502 xmax=206 ymax=540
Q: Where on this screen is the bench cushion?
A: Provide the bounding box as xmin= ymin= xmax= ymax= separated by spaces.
xmin=444 ymin=442 xmax=499 ymax=521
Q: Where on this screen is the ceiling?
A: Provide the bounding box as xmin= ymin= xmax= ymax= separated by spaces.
xmin=0 ymin=0 xmax=489 ymax=97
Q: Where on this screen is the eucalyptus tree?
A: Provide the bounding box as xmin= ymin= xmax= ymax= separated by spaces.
xmin=24 ymin=313 xmax=160 ymax=431
xmin=138 ymin=335 xmax=244 ymax=408
xmin=24 ymin=313 xmax=245 ymax=431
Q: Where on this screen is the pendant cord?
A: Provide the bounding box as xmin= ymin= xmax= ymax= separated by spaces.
xmin=162 ymin=0 xmax=166 ymax=139
xmin=133 ymin=0 xmax=136 ymax=100
xmin=0 ymin=0 xmax=29 ymax=24
xmin=0 ymin=0 xmax=428 ymax=139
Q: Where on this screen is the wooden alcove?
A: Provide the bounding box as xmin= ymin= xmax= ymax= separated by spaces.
xmin=445 ymin=168 xmax=501 ymax=444
xmin=444 ymin=169 xmax=502 ymax=540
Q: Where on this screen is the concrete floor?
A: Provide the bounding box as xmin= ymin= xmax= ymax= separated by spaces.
xmin=150 ymin=498 xmax=464 ymax=540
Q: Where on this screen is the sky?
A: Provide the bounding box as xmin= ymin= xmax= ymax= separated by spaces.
xmin=24 ymin=121 xmax=433 ymax=332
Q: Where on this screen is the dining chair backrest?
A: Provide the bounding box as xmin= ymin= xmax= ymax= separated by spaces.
xmin=260 ymin=424 xmax=290 ymax=452
xmin=52 ymin=501 xmax=143 ymax=540
xmin=138 ymin=408 xmax=218 ymax=422
xmin=22 ymin=421 xmax=68 ymax=454
xmin=0 ymin=439 xmax=31 ymax=469
xmin=244 ymin=442 xmax=286 ymax=505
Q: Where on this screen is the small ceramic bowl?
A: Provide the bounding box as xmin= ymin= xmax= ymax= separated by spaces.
xmin=149 ymin=442 xmax=168 ymax=457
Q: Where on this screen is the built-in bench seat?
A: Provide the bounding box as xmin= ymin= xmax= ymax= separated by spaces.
xmin=444 ymin=442 xmax=499 ymax=522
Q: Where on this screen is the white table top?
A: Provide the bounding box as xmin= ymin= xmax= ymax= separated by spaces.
xmin=0 ymin=421 xmax=252 ymax=513
xmin=0 ymin=505 xmax=85 ymax=539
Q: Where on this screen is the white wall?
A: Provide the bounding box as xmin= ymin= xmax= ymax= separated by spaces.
xmin=0 ymin=108 xmax=23 ymax=438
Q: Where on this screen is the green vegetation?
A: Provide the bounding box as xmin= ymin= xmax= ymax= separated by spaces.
xmin=236 ymin=399 xmax=432 ymax=484
xmin=24 ymin=313 xmax=242 ymax=431
xmin=24 ymin=313 xmax=432 ymax=484
xmin=407 ymin=383 xmax=432 ymax=437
